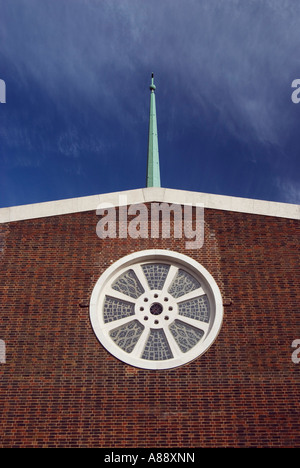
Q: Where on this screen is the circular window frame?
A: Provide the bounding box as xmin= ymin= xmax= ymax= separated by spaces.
xmin=89 ymin=249 xmax=223 ymax=370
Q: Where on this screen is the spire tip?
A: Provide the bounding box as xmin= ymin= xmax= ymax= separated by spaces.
xmin=147 ymin=73 xmax=160 ymax=187
xmin=150 ymin=73 xmax=156 ymax=92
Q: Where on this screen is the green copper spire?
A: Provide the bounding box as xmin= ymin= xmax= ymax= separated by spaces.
xmin=146 ymin=73 xmax=161 ymax=187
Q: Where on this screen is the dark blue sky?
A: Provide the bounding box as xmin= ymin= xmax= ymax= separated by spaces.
xmin=1 ymin=0 xmax=300 ymax=208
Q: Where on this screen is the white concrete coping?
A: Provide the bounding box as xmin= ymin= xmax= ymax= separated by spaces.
xmin=0 ymin=187 xmax=299 ymax=223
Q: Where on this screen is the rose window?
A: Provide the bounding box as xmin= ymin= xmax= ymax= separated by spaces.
xmin=90 ymin=250 xmax=223 ymax=370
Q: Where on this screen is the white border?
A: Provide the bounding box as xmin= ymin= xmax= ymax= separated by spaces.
xmin=0 ymin=187 xmax=299 ymax=223
xmin=89 ymin=249 xmax=224 ymax=370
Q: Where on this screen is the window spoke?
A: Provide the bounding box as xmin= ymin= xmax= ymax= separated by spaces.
xmin=131 ymin=328 xmax=149 ymax=358
xmin=103 ymin=315 xmax=136 ymax=332
xmin=164 ymin=326 xmax=182 ymax=356
xmin=176 ymin=287 xmax=205 ymax=302
xmin=161 ymin=265 xmax=178 ymax=292
xmin=130 ymin=264 xmax=150 ymax=292
xmin=176 ymin=315 xmax=209 ymax=334
xmin=106 ymin=287 xmax=138 ymax=303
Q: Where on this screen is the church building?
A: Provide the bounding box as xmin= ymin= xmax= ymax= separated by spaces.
xmin=0 ymin=75 xmax=299 ymax=448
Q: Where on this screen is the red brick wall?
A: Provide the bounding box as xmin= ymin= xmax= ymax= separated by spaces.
xmin=0 ymin=205 xmax=299 ymax=447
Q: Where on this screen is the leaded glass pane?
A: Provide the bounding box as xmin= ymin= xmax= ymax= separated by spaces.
xmin=142 ymin=329 xmax=173 ymax=360
xmin=178 ymin=295 xmax=210 ymax=322
xmin=169 ymin=319 xmax=204 ymax=353
xmin=112 ymin=269 xmax=144 ymax=299
xmin=168 ymin=268 xmax=201 ymax=298
xmin=109 ymin=320 xmax=145 ymax=353
xmin=103 ymin=296 xmax=135 ymax=323
xmin=141 ymin=263 xmax=170 ymax=290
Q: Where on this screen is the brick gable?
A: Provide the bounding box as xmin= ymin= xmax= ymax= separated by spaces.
xmin=0 ymin=205 xmax=299 ymax=447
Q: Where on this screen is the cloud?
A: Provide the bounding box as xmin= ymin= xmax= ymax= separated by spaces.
xmin=2 ymin=1 xmax=299 ymax=132
xmin=275 ymin=178 xmax=300 ymax=204
xmin=1 ymin=0 xmax=299 ymax=206
xmin=57 ymin=125 xmax=115 ymax=160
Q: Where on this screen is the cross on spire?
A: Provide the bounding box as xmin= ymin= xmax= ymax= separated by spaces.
xmin=146 ymin=73 xmax=161 ymax=187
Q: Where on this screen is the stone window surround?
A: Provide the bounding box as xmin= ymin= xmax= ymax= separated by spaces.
xmin=89 ymin=249 xmax=224 ymax=370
